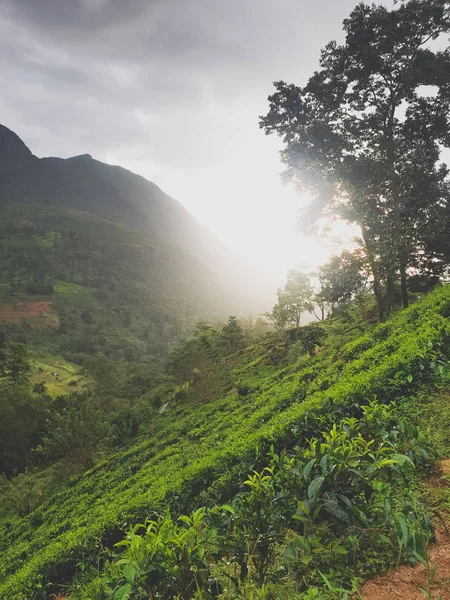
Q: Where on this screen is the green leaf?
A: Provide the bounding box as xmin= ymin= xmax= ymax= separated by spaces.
xmin=391 ymin=453 xmax=415 ymax=468
xmin=395 ymin=514 xmax=409 ymax=546
xmin=353 ymin=507 xmax=370 ymax=527
xmin=308 ymin=476 xmax=325 ymax=499
xmin=407 ymin=374 xmax=413 ymax=383
xmin=296 ymin=500 xmax=310 ymax=516
xmin=123 ymin=564 xmax=136 ymax=584
xmin=303 ymin=458 xmax=316 ymax=480
xmin=115 ymin=583 xmax=132 ymax=600
xmin=324 ymin=500 xmax=349 ymax=522
xmin=337 ymin=493 xmax=352 ymax=508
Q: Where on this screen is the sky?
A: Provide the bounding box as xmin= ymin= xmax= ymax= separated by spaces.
xmin=0 ymin=0 xmax=371 ymax=291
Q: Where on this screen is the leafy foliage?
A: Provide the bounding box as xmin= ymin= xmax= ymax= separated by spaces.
xmin=260 ymin=0 xmax=450 ymax=319
xmin=71 ymin=409 xmax=432 ymax=598
xmin=1 ymin=284 xmax=450 ymax=597
xmin=266 ymin=269 xmax=314 ymax=329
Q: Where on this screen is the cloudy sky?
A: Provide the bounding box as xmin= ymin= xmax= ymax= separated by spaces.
xmin=0 ymin=0 xmax=369 ymax=289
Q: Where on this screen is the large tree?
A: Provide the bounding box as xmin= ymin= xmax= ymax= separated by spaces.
xmin=319 ymin=249 xmax=369 ymax=307
xmin=260 ymin=0 xmax=450 ymax=319
xmin=266 ymin=269 xmax=314 ymax=329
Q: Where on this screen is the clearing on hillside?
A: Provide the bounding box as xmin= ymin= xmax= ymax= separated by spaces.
xmin=0 ymin=299 xmax=59 ymax=327
xmin=30 ymin=354 xmax=89 ymax=396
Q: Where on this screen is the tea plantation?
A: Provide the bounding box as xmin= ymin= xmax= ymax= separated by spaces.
xmin=2 ymin=286 xmax=450 ymax=597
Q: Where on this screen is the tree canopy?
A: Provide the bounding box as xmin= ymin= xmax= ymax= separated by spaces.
xmin=266 ymin=269 xmax=314 ymax=329
xmin=260 ymin=0 xmax=450 ymax=320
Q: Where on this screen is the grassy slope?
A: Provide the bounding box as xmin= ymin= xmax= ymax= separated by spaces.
xmin=30 ymin=353 xmax=89 ymax=396
xmin=2 ymin=287 xmax=450 ymax=596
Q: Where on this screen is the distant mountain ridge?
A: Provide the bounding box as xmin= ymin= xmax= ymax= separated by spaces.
xmin=0 ymin=124 xmax=278 ymax=313
xmin=0 ymin=124 xmax=213 ymax=260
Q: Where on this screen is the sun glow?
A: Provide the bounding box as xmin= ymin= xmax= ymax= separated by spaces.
xmin=129 ymin=138 xmax=357 ymax=294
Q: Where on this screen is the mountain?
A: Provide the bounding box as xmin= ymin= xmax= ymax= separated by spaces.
xmin=0 ymin=124 xmax=278 ymax=313
xmin=0 ymin=124 xmax=216 ymax=262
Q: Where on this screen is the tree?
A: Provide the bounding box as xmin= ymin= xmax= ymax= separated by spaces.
xmin=43 ymin=394 xmax=105 ymax=471
xmin=297 ymin=324 xmax=327 ymax=356
xmin=4 ymin=342 xmax=31 ymax=383
xmin=260 ymin=0 xmax=450 ymax=320
xmin=1 ymin=469 xmax=45 ymax=517
xmin=84 ymin=354 xmax=118 ymax=404
xmin=0 ymin=380 xmax=49 ymax=475
xmin=319 ymin=249 xmax=369 ymax=307
xmin=266 ymin=269 xmax=314 ymax=329
xmin=252 ymin=317 xmax=271 ymax=339
xmin=221 ymin=316 xmax=246 ymax=355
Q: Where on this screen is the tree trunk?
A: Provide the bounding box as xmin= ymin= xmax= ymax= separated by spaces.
xmin=373 ymin=276 xmax=385 ymax=321
xmin=387 ymin=91 xmax=409 ymax=310
xmin=384 ymin=272 xmax=395 ymax=317
xmin=400 ymin=259 xmax=409 ymax=309
xmin=360 ymin=224 xmax=385 ymax=321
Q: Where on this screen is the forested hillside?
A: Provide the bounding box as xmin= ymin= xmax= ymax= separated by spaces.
xmin=0 ymin=204 xmax=226 ymax=361
xmin=0 ymin=203 xmax=232 ymax=488
xmin=0 ymin=124 xmax=219 ymax=264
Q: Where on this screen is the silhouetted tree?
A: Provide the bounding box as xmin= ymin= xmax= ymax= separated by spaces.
xmin=261 ymin=0 xmax=450 ymax=319
xmin=319 ymin=249 xmax=369 ymax=307
xmin=221 ymin=316 xmax=246 ymax=355
xmin=266 ymin=269 xmax=314 ymax=329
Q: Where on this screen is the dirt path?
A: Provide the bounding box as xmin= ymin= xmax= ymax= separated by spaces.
xmin=360 ymin=460 xmax=450 ymax=600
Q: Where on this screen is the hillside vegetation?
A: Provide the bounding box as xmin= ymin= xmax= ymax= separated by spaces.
xmin=2 ymin=1 xmax=450 ymax=598
xmin=1 ymin=286 xmax=450 ymax=597
xmin=0 ymin=204 xmax=226 ymax=366
xmin=0 ymin=124 xmax=215 ymax=262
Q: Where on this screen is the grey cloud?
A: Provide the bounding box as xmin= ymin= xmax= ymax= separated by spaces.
xmin=0 ymin=0 xmax=370 ymax=171
xmin=3 ymin=0 xmax=157 ymax=38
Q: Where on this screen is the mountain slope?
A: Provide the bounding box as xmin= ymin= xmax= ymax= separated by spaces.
xmin=0 ymin=124 xmax=215 ymax=262
xmin=0 ymin=204 xmax=228 ymax=365
xmin=1 ymin=286 xmax=450 ymax=597
xmin=0 ymin=123 xmax=278 ymax=313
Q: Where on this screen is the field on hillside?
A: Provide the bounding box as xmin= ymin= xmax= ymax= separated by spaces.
xmin=2 ymin=286 xmax=450 ymax=597
xmin=30 ymin=354 xmax=89 ymax=396
xmin=0 ymin=299 xmax=59 ymax=327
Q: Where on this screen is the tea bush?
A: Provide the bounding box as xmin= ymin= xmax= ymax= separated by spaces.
xmin=2 ymin=286 xmax=450 ymax=597
xmin=71 ymin=408 xmax=432 ymax=598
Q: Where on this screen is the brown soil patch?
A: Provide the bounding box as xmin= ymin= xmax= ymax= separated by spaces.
xmin=0 ymin=300 xmax=59 ymax=327
xmin=360 ymin=461 xmax=450 ymax=600
xmin=440 ymin=460 xmax=450 ymax=476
